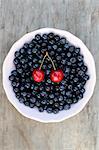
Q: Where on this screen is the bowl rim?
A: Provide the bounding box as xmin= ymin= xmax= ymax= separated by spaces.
xmin=3 ymin=28 xmax=96 ymax=123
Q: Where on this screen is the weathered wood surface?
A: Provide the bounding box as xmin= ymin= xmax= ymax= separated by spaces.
xmin=0 ymin=0 xmax=99 ymax=150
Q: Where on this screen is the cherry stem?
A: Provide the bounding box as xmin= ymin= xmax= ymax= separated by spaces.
xmin=47 ymin=52 xmax=56 ymax=70
xmin=39 ymin=52 xmax=48 ymax=69
xmin=39 ymin=51 xmax=56 ymax=70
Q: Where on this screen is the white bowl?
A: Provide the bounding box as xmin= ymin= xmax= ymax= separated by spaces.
xmin=3 ymin=28 xmax=96 ymax=123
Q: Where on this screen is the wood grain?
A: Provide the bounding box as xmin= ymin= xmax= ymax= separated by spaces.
xmin=0 ymin=0 xmax=99 ymax=150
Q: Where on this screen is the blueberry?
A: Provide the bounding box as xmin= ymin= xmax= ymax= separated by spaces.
xmin=20 ymin=48 xmax=25 ymax=54
xmin=60 ymin=85 xmax=65 ymax=91
xmin=42 ymin=42 xmax=47 ymax=47
xmin=69 ymin=46 xmax=75 ymax=52
xmin=27 ymin=93 xmax=31 ymax=98
xmin=78 ymin=62 xmax=83 ymax=67
xmin=16 ymin=64 xmax=21 ymax=69
xmin=83 ymin=74 xmax=89 ymax=81
xmin=37 ymin=94 xmax=40 ymax=98
xmin=57 ymin=48 xmax=62 ymax=52
xmin=54 ymin=102 xmax=59 ymax=108
xmin=75 ymin=48 xmax=80 ymax=53
xmin=32 ymin=39 xmax=37 ymax=45
xmin=61 ymin=90 xmax=66 ymax=95
xmin=66 ymin=91 xmax=71 ymax=97
xmin=16 ymin=93 xmax=21 ymax=99
xmin=30 ymin=103 xmax=35 ymax=108
xmin=13 ymin=58 xmax=19 ymax=65
xmin=35 ymin=34 xmax=41 ymax=41
xmin=42 ymin=64 xmax=46 ymax=70
xmin=36 ymin=101 xmax=40 ymax=107
xmin=48 ymin=32 xmax=54 ymax=39
xmin=59 ymin=96 xmax=63 ymax=101
xmin=45 ymin=86 xmax=50 ymax=92
xmin=73 ymin=98 xmax=78 ymax=103
xmin=82 ymin=65 xmax=87 ymax=72
xmin=77 ymin=55 xmax=83 ymax=61
xmin=20 ymin=86 xmax=24 ymax=91
xmin=54 ymin=98 xmax=58 ymax=102
xmin=52 ymin=45 xmax=57 ymax=50
xmin=11 ymin=81 xmax=16 ymax=87
xmin=23 ymin=43 xmax=29 ymax=49
xmin=27 ymin=49 xmax=32 ymax=55
xmin=13 ymin=87 xmax=19 ymax=93
xmin=66 ymin=99 xmax=72 ymax=104
xmin=17 ymin=68 xmax=23 ymax=74
xmin=29 ymin=43 xmax=34 ymax=48
xmin=47 ymin=79 xmax=51 ymax=84
xmin=34 ymin=63 xmax=39 ymax=68
xmin=78 ymin=70 xmax=84 ymax=76
xmin=28 ymin=62 xmax=33 ymax=67
xmin=32 ymin=48 xmax=37 ymax=53
xmin=49 ymin=94 xmax=54 ymax=99
xmin=65 ymin=67 xmax=70 ymax=74
xmin=67 ymin=52 xmax=71 ymax=58
xmin=42 ymin=34 xmax=48 ymax=40
xmin=9 ymin=75 xmax=14 ymax=81
xmin=60 ymin=37 xmax=66 ymax=45
xmin=30 ymin=97 xmax=36 ymax=103
xmin=21 ymin=92 xmax=27 ymax=97
xmin=39 ymin=86 xmax=43 ymax=91
xmin=19 ymin=97 xmax=25 ymax=103
xmin=53 ymin=108 xmax=59 ymax=114
xmin=48 ymin=45 xmax=52 ymax=51
xmin=68 ymin=84 xmax=72 ymax=90
xmin=77 ymin=93 xmax=83 ymax=100
xmin=20 ymin=58 xmax=25 ymax=64
xmin=24 ymin=101 xmax=29 ymax=106
xmin=64 ymin=43 xmax=69 ymax=49
xmin=54 ymin=35 xmax=60 ymax=41
xmin=40 ymin=91 xmax=47 ymax=97
xmin=59 ymin=105 xmax=63 ymax=110
xmin=38 ymin=107 xmax=44 ymax=112
xmin=41 ymin=99 xmax=47 ymax=105
xmin=64 ymin=104 xmax=70 ymax=110
xmin=73 ymin=77 xmax=78 ymax=83
xmin=77 ymin=83 xmax=82 ymax=89
xmin=33 ymin=58 xmax=37 ymax=63
xmin=61 ymin=53 xmax=65 ymax=57
xmin=49 ymin=99 xmax=54 ymax=105
xmin=56 ymin=56 xmax=61 ymax=61
xmin=15 ymin=51 xmax=20 ymax=57
xmin=61 ymin=59 xmax=66 ymax=65
xmin=80 ymin=88 xmax=85 ymax=94
xmin=46 ymin=107 xmax=52 ymax=113
xmin=49 ymin=40 xmax=55 ymax=45
xmin=70 ymin=57 xmax=76 ymax=63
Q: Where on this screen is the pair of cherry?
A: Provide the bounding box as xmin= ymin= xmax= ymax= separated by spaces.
xmin=32 ymin=52 xmax=64 ymax=83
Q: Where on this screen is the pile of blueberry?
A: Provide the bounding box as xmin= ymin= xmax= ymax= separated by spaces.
xmin=9 ymin=32 xmax=89 ymax=114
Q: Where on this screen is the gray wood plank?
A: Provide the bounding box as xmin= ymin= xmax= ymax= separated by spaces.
xmin=0 ymin=0 xmax=99 ymax=150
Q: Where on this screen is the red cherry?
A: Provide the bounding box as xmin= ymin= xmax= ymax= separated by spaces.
xmin=32 ymin=68 xmax=44 ymax=82
xmin=50 ymin=69 xmax=64 ymax=83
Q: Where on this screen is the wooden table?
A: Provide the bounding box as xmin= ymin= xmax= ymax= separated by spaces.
xmin=0 ymin=0 xmax=99 ymax=150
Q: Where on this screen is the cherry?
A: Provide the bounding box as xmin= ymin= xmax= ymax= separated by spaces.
xmin=32 ymin=52 xmax=47 ymax=82
xmin=32 ymin=52 xmax=64 ymax=83
xmin=50 ymin=69 xmax=64 ymax=83
xmin=32 ymin=68 xmax=44 ymax=82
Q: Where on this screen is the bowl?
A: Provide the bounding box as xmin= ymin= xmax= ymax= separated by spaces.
xmin=3 ymin=28 xmax=96 ymax=123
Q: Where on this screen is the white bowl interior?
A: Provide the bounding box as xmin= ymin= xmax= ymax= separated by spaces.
xmin=3 ymin=28 xmax=96 ymax=123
